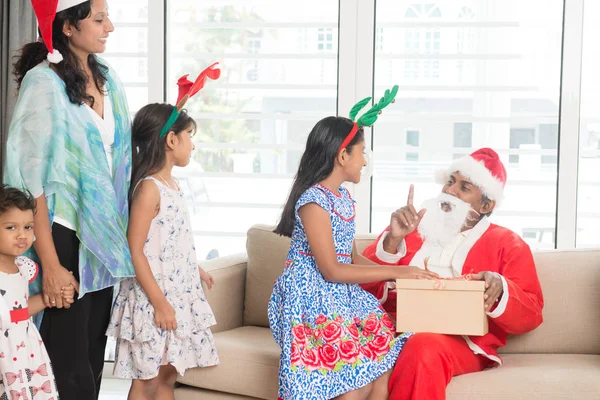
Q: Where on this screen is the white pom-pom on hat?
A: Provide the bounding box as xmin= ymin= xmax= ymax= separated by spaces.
xmin=46 ymin=49 xmax=64 ymax=64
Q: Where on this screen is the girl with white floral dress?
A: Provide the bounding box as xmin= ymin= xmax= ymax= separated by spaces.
xmin=106 ymin=99 xmax=219 ymax=399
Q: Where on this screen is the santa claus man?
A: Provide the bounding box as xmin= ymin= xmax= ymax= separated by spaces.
xmin=361 ymin=148 xmax=544 ymax=400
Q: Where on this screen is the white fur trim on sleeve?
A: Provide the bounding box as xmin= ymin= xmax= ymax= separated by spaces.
xmin=487 ymin=273 xmax=509 ymax=318
xmin=442 ymin=156 xmax=504 ymax=205
xmin=375 ymin=232 xmax=407 ymax=264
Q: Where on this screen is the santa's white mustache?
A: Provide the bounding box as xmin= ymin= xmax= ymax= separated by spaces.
xmin=436 ymin=194 xmax=479 ymax=217
xmin=417 ymin=193 xmax=478 ymax=246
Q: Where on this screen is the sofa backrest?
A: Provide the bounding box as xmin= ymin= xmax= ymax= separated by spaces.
xmin=499 ymin=249 xmax=600 ymax=355
xmin=243 ymin=225 xmax=290 ymax=327
xmin=246 ymin=225 xmax=600 ymax=355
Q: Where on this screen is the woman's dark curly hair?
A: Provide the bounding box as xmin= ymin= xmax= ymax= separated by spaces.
xmin=13 ymin=1 xmax=107 ymax=106
xmin=0 ymin=185 xmax=36 ymax=215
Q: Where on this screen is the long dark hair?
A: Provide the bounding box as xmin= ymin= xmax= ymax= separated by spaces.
xmin=274 ymin=116 xmax=364 ymax=237
xmin=13 ymin=1 xmax=108 ymax=106
xmin=130 ymin=103 xmax=197 ymax=203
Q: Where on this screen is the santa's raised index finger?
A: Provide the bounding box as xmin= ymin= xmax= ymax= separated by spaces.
xmin=407 ymin=204 xmax=419 ymax=219
xmin=407 ymin=184 xmax=415 ymax=205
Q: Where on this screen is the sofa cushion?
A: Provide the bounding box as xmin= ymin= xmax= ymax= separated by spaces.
xmin=202 ymin=254 xmax=248 ymax=334
xmin=175 ymin=386 xmax=260 ymax=400
xmin=177 ymin=326 xmax=279 ymax=399
xmin=500 ymin=249 xmax=600 ymax=355
xmin=177 ymin=337 xmax=600 ymax=399
xmin=244 ymin=225 xmax=290 ymax=327
xmin=447 ymin=354 xmax=600 ymax=399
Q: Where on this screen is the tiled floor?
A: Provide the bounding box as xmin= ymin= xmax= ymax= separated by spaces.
xmin=99 ymin=378 xmax=131 ymax=400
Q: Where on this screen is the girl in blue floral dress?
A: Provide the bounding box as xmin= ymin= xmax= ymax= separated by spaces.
xmin=269 ymin=91 xmax=439 ymax=400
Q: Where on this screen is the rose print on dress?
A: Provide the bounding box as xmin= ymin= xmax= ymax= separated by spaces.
xmin=289 ymin=313 xmax=399 ymax=375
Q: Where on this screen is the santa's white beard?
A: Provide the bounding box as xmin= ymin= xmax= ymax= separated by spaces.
xmin=418 ymin=193 xmax=474 ymax=247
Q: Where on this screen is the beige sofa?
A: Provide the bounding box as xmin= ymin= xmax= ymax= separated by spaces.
xmin=175 ymin=224 xmax=600 ymax=400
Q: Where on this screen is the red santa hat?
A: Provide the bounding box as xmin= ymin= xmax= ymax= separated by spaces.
xmin=435 ymin=148 xmax=507 ymax=205
xmin=30 ymin=0 xmax=87 ymax=64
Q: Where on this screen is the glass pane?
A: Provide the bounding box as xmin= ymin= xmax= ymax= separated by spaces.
xmin=373 ymin=1 xmax=564 ymax=250
xmin=578 ymin=1 xmax=600 ymax=248
xmin=110 ymin=1 xmax=148 ymax=23
xmin=167 ymin=0 xmax=339 ymax=258
xmin=106 ymin=27 xmax=148 ymax=53
xmin=102 ymin=57 xmax=148 ymax=83
xmin=104 ymin=1 xmax=150 ymax=113
xmin=102 ymin=0 xmax=150 ymax=363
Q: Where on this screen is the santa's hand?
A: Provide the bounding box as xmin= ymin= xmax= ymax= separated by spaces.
xmin=388 ymin=184 xmax=426 ymax=240
xmin=470 ymin=271 xmax=503 ymax=310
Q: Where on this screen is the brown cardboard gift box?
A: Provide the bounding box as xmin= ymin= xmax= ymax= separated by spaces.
xmin=395 ymin=278 xmax=489 ymax=336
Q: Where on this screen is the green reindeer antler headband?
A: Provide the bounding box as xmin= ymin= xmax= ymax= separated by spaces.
xmin=339 ymin=85 xmax=399 ymax=151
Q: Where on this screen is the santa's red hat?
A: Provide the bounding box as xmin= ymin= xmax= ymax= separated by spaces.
xmin=30 ymin=0 xmax=87 ymax=63
xmin=436 ymin=148 xmax=507 ymax=205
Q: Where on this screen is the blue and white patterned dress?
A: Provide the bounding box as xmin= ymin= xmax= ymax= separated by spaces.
xmin=106 ymin=177 xmax=219 ymax=379
xmin=268 ymin=184 xmax=412 ymax=400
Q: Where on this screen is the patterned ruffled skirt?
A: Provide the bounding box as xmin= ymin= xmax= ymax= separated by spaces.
xmin=106 ymin=278 xmax=219 ymax=379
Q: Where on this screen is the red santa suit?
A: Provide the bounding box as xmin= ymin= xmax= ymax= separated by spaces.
xmin=361 ymin=148 xmax=544 ymax=400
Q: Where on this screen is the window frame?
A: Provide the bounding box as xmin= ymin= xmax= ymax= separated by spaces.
xmin=114 ymin=0 xmax=585 ymax=252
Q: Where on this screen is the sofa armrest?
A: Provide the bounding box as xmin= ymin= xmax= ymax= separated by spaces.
xmin=201 ymin=253 xmax=248 ymax=333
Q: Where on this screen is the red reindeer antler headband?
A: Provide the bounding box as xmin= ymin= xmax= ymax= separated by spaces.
xmin=160 ymin=62 xmax=221 ymax=137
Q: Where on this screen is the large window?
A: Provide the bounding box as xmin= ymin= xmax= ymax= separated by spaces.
xmin=166 ymin=0 xmax=339 ymax=260
xmin=98 ymin=0 xmax=598 ymax=260
xmin=372 ymin=0 xmax=564 ymax=250
xmin=578 ymin=0 xmax=600 ymax=248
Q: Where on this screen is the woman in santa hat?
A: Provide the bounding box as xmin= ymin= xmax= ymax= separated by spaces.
xmin=3 ymin=1 xmax=134 ymax=399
